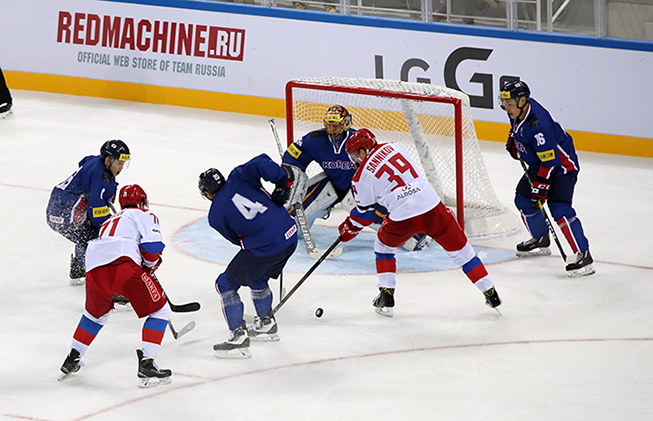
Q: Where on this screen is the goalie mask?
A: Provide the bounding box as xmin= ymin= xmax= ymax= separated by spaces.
xmin=346 ymin=128 xmax=377 ymax=164
xmin=323 ymin=105 xmax=352 ymax=145
xmin=119 ymin=184 xmax=148 ymax=209
xmin=198 ymin=168 xmax=225 ymax=201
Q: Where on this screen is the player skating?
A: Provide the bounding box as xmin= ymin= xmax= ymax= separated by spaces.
xmin=500 ymin=80 xmax=594 ymax=277
xmin=46 ymin=140 xmax=130 ymax=286
xmin=338 ymin=129 xmax=502 ymax=317
xmin=59 ymin=185 xmax=172 ymax=388
xmin=198 ymin=154 xmax=298 ymax=359
xmin=281 ymin=105 xmax=430 ymax=252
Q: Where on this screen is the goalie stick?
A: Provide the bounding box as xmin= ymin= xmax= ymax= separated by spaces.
xmin=268 ymin=118 xmax=342 ymax=260
xmin=271 ymin=236 xmax=342 ymax=316
xmin=518 ymin=154 xmax=567 ymax=262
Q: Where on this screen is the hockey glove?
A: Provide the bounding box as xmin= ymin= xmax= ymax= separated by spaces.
xmin=271 ymin=164 xmax=295 ymax=206
xmin=530 ymin=177 xmax=551 ymax=208
xmin=505 ymin=130 xmax=519 ymax=160
xmin=142 ymin=257 xmax=162 ymax=276
xmin=338 ymin=217 xmax=363 ymax=242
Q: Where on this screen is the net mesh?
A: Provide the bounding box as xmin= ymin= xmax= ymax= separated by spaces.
xmin=286 ymin=77 xmax=517 ymax=237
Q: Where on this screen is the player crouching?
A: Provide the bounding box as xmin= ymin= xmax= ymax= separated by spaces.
xmin=59 ymin=184 xmax=172 ymax=388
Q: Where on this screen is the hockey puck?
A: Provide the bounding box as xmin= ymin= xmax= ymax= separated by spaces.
xmin=315 ymin=308 xmax=324 ymax=318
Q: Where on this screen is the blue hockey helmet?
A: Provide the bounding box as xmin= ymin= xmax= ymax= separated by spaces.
xmin=499 ymin=80 xmax=530 ymax=110
xmin=198 ymin=168 xmax=225 ymax=200
xmin=100 ymin=139 xmax=131 ymax=163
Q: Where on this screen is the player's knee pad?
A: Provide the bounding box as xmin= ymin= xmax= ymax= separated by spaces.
xmin=215 ymin=273 xmax=237 ymax=295
xmin=149 ymin=302 xmax=171 ymax=320
xmin=251 ymin=287 xmax=272 ymax=301
xmin=515 ymin=194 xmax=538 ymax=216
xmin=445 ymin=242 xmax=476 ymax=267
xmin=374 ymin=236 xmax=397 ymax=255
xmin=303 ymin=178 xmax=338 ymax=226
xmin=547 ymin=201 xmax=576 ymax=221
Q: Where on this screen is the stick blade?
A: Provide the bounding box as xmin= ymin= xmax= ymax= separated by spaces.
xmin=309 ymin=247 xmax=343 ymax=260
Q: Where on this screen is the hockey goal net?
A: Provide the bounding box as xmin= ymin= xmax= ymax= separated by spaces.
xmin=285 ymin=77 xmax=518 ymax=238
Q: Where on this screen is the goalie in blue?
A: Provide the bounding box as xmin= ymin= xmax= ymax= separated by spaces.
xmin=199 ymin=154 xmax=298 ymax=359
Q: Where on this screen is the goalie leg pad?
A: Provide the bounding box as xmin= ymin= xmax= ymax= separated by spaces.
xmin=302 ymin=178 xmax=338 ymax=227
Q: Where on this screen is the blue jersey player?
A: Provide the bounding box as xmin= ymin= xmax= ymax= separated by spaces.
xmin=501 ymin=80 xmax=594 ymax=277
xmin=46 ymin=140 xmax=131 ymax=285
xmin=282 ymin=105 xmax=429 ymax=251
xmin=199 ymin=154 xmax=298 ymax=359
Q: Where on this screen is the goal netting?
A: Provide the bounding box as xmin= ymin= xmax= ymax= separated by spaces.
xmin=285 ymin=77 xmax=519 ymax=238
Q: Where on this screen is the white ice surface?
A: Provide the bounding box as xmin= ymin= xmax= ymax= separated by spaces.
xmin=1 ymin=91 xmax=653 ymax=421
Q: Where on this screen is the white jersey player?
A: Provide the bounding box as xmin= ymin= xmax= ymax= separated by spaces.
xmin=59 ymin=184 xmax=173 ymax=388
xmin=337 ymin=129 xmax=502 ymax=317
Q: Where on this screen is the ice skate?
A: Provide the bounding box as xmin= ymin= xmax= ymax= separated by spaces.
xmin=402 ymin=233 xmax=432 ymax=252
xmin=59 ymin=348 xmax=84 ymax=381
xmin=566 ymin=250 xmax=595 ymax=278
xmin=247 ymin=315 xmax=279 ymax=342
xmin=113 ymin=294 xmax=133 ymax=312
xmin=515 ymin=235 xmax=551 ymax=257
xmin=0 ymin=102 xmax=12 ymax=119
xmin=483 ymin=287 xmax=502 ymax=315
xmin=69 ymin=254 xmax=86 ymax=286
xmin=372 ymin=287 xmax=395 ymax=318
xmin=137 ymin=349 xmax=172 ymax=388
xmin=214 ymin=322 xmax=251 ymax=359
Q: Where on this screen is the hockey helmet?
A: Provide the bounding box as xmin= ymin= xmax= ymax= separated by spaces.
xmin=119 ymin=184 xmax=148 ymax=209
xmin=100 ymin=139 xmax=131 ymax=163
xmin=499 ymin=80 xmax=530 ymax=110
xmin=323 ymin=105 xmax=352 ymax=143
xmin=346 ymin=128 xmax=377 ymax=163
xmin=198 ymin=168 xmax=225 ymax=200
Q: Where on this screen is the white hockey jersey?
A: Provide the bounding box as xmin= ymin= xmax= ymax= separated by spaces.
xmin=86 ymin=208 xmax=165 ymax=271
xmin=352 ymin=143 xmax=440 ymax=222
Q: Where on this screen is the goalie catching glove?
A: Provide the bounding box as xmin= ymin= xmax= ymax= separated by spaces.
xmin=271 ymin=164 xmax=295 ymax=206
xmin=338 ymin=217 xmax=363 ymax=242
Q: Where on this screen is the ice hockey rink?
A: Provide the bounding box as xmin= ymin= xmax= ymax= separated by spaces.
xmin=1 ymin=90 xmax=652 ymax=421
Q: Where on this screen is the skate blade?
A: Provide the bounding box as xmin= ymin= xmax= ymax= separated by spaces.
xmin=213 ymin=348 xmax=252 ymax=359
xmin=516 ymin=247 xmax=551 ymax=258
xmin=69 ymin=277 xmax=86 ymax=286
xmin=1 ymin=110 xmax=13 ymax=119
xmin=248 ymin=333 xmax=280 ymax=342
xmin=58 ymin=372 xmax=73 ymax=382
xmin=567 ymin=264 xmax=596 ymax=278
xmin=374 ymin=307 xmax=394 ymax=318
xmin=138 ymin=376 xmax=172 ymax=388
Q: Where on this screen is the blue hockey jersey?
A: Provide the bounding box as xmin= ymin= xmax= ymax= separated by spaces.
xmin=46 ymin=155 xmax=117 ymax=228
xmin=282 ymin=128 xmax=358 ymax=195
xmin=510 ymin=98 xmax=580 ymax=180
xmin=207 ymin=154 xmax=298 ymax=257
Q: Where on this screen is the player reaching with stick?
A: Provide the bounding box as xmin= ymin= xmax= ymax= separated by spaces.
xmin=59 ymin=185 xmax=172 ymax=388
xmin=338 ymin=129 xmax=501 ymax=317
xmin=199 ymin=154 xmax=297 ymax=359
xmin=281 ymin=105 xmax=430 ymax=252
xmin=500 ymin=80 xmax=594 ymax=277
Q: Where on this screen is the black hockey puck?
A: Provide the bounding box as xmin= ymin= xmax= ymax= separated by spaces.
xmin=315 ymin=308 xmax=324 ymax=318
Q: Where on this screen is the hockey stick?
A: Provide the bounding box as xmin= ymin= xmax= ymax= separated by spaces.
xmin=167 ymin=319 xmax=196 ymax=340
xmin=269 ymin=118 xmax=342 ymax=260
xmin=271 ymin=236 xmax=342 ymax=316
xmin=149 ymin=274 xmax=202 ymax=313
xmin=518 ymin=154 xmax=567 ymax=261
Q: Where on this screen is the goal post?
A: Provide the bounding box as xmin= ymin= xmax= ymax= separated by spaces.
xmin=284 ymin=77 xmax=519 ymax=238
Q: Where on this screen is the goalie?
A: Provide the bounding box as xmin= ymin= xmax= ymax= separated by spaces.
xmin=281 ymin=105 xmax=430 ymax=251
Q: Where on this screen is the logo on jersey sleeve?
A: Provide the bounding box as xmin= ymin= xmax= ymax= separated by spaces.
xmin=288 ymin=143 xmax=302 ymax=159
xmin=92 ymin=206 xmax=110 ymax=218
xmin=537 ymin=149 xmax=555 ymax=162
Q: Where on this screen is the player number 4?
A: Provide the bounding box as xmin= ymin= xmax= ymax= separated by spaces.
xmin=232 ymin=193 xmax=268 ymax=220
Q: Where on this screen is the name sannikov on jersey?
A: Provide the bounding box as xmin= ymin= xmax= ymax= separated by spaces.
xmin=352 ymin=143 xmax=439 ymax=221
xmin=208 ymin=154 xmax=297 ymax=257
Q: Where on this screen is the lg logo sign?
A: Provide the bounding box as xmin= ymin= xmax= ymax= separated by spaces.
xmin=374 ymin=47 xmax=519 ymax=110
